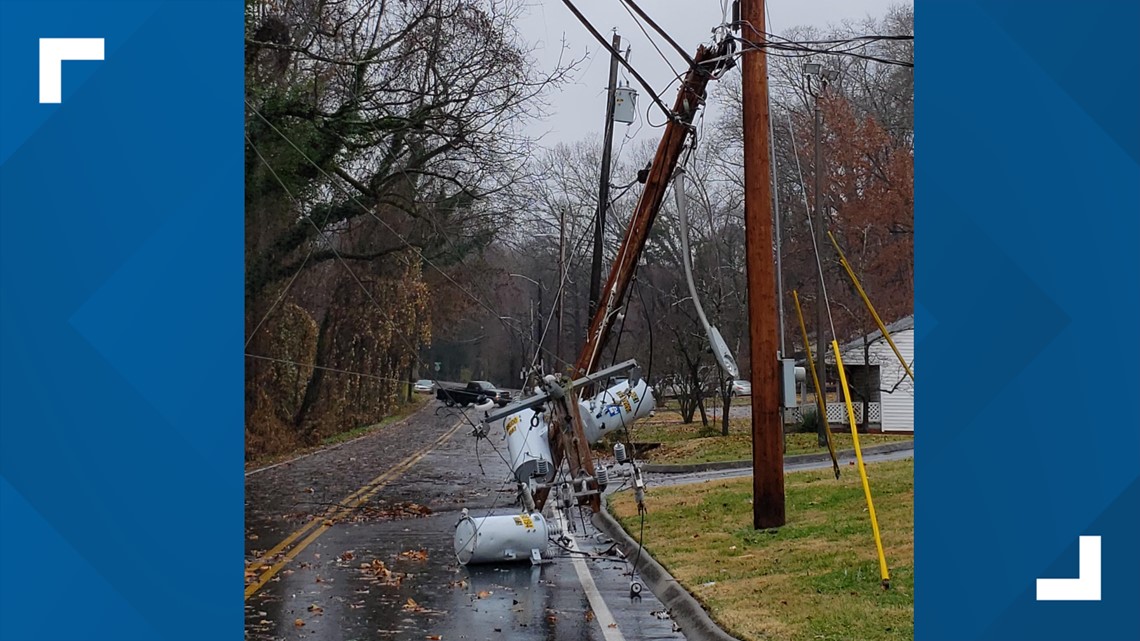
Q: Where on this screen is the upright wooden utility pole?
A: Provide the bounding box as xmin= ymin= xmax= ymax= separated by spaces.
xmin=741 ymin=0 xmax=785 ymax=529
xmin=590 ymin=32 xmax=621 ymax=318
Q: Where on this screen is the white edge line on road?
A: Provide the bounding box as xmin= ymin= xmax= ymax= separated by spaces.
xmin=564 ymin=513 xmax=626 ymax=641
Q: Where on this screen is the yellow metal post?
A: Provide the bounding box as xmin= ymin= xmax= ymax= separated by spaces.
xmin=833 ymin=339 xmax=890 ymax=589
xmin=792 ymin=291 xmax=839 ymax=478
xmin=826 ymin=231 xmax=914 ymax=382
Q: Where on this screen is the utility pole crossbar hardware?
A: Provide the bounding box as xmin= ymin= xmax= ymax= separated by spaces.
xmin=481 ymin=359 xmax=641 ymax=424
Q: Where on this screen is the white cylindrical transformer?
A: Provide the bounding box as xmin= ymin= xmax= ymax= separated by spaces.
xmin=502 ymin=408 xmax=554 ymax=483
xmin=454 ymin=511 xmax=550 ymax=565
xmin=580 ymin=379 xmax=656 ymax=443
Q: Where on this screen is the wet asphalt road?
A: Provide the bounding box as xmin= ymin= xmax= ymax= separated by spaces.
xmin=245 ymin=402 xmax=683 ymax=641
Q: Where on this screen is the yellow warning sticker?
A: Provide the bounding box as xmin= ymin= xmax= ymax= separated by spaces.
xmin=520 ymin=515 xmax=535 ymax=529
xmin=513 ymin=516 xmax=523 ymax=526
xmin=506 ymin=415 xmax=519 ymax=436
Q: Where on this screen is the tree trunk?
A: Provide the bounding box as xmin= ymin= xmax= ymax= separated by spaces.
xmin=721 ymin=380 xmax=731 ymax=436
xmin=294 ymin=309 xmax=335 ymax=442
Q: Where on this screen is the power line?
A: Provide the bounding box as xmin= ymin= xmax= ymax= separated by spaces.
xmin=245 ymin=354 xmax=410 ymax=386
xmin=617 ymin=0 xmax=694 ymax=67
xmin=732 ymin=25 xmax=914 ymax=67
xmin=246 ymin=101 xmax=576 ymax=373
xmin=557 ymin=0 xmax=674 ymax=121
xmin=618 ymin=2 xmax=680 ymax=84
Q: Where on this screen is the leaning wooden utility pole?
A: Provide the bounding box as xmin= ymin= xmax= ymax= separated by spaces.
xmin=741 ymin=0 xmax=785 ymax=529
xmin=534 ymin=43 xmax=724 ymax=513
xmin=589 ymin=32 xmax=621 ymax=318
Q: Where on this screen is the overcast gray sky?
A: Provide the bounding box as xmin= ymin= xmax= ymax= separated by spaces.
xmin=519 ymin=0 xmax=906 ymax=149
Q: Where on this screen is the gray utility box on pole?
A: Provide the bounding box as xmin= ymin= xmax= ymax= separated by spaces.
xmin=613 ymin=86 xmax=637 ymax=124
xmin=779 ymin=358 xmax=798 ymax=409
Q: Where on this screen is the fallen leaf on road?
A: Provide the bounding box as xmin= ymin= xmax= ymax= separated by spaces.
xmin=400 ymin=549 xmax=429 ymax=561
xmin=307 ymin=604 xmax=323 ymax=614
xmin=294 ymin=619 xmax=305 ymax=628
xmin=608 ymin=623 xmax=618 ymax=628
xmin=340 ymin=551 xmax=355 ymax=561
xmin=404 ymin=598 xmax=425 ymax=613
xmin=426 ymin=636 xmax=442 ymax=640
xmin=585 ymin=610 xmax=595 ymax=622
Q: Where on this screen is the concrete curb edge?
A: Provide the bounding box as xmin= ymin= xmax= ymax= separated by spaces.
xmin=592 ymin=509 xmax=743 ymax=641
xmin=641 ymin=440 xmax=914 ymax=474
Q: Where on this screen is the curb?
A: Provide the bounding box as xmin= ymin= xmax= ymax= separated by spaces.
xmin=641 ymin=440 xmax=913 ymax=474
xmin=592 ymin=509 xmax=743 ymax=641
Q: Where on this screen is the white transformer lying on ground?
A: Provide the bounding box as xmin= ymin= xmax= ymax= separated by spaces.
xmin=454 ymin=509 xmax=550 ymax=565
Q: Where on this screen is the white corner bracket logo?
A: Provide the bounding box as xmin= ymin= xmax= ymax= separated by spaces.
xmin=1036 ymin=535 xmax=1101 ymax=601
xmin=39 ymin=38 xmax=105 ymax=104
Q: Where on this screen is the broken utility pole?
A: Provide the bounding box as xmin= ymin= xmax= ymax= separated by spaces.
xmin=534 ymin=43 xmax=727 ymax=513
xmin=741 ymin=0 xmax=786 ymax=529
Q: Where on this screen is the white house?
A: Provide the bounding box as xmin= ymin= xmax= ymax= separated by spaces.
xmin=825 ymin=315 xmax=914 ymax=432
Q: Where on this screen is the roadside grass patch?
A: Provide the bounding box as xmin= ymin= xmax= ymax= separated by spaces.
xmin=642 ymin=421 xmax=911 ymax=465
xmin=609 ymin=458 xmax=914 ymax=641
xmin=245 ymin=395 xmax=430 ymax=471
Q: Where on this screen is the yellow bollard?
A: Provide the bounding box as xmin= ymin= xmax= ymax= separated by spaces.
xmin=827 ymin=231 xmax=914 ymax=382
xmin=834 ymin=339 xmax=891 ymax=589
xmin=792 ymin=291 xmax=839 ymax=479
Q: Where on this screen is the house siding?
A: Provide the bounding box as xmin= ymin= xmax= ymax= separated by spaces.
xmin=836 ymin=324 xmax=914 ymax=432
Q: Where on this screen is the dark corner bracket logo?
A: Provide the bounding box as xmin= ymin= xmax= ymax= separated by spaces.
xmin=39 ymin=38 xmax=104 ymax=104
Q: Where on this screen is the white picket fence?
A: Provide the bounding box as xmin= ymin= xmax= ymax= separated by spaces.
xmin=783 ymin=402 xmax=881 ymax=425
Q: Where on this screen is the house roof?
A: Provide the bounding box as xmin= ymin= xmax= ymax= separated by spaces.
xmin=835 ymin=314 xmax=914 ymax=354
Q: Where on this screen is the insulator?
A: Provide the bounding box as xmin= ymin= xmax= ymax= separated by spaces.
xmin=614 ymin=442 xmax=628 ymax=464
xmin=534 ymin=459 xmax=550 ymax=477
xmin=595 ymin=466 xmax=609 ymax=488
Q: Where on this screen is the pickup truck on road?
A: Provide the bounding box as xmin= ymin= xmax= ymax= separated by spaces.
xmin=436 ymin=381 xmax=512 ymax=408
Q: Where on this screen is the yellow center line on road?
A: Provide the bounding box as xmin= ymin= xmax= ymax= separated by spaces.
xmin=244 ymin=418 xmax=465 ymax=599
xmin=245 ymin=478 xmax=376 ymax=570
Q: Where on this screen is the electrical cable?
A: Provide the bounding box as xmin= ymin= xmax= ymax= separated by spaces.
xmin=557 ymin=0 xmax=674 ymax=121
xmin=786 ymin=110 xmax=837 ymax=341
xmin=617 ymin=0 xmax=681 ymax=82
xmin=617 ymin=0 xmax=694 ymax=67
xmin=247 ymin=104 xmax=578 ymax=375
